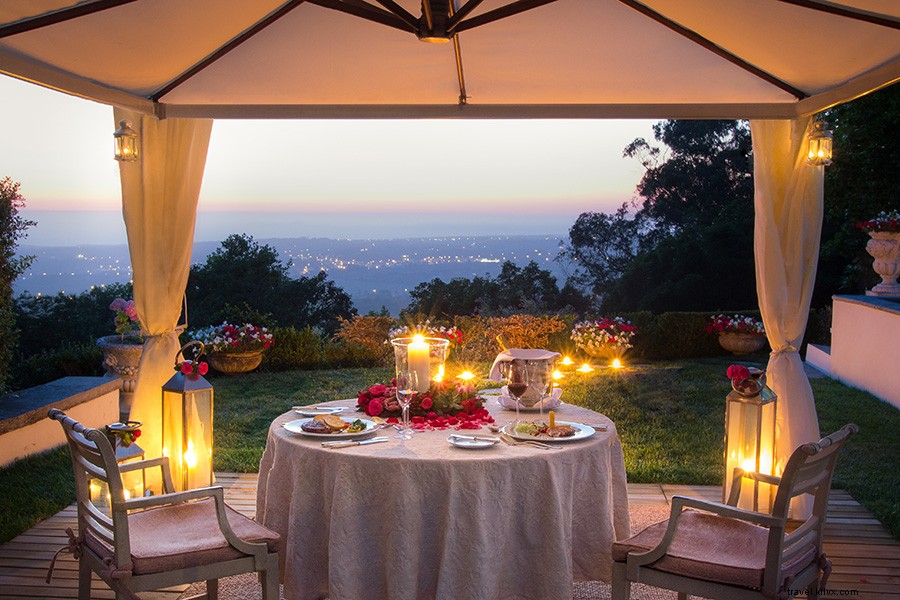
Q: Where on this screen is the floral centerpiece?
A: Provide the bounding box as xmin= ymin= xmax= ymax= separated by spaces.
xmin=709 ymin=314 xmax=767 ymax=355
xmin=357 ymin=379 xmax=492 ymax=430
xmin=571 ymin=317 xmax=637 ymax=359
xmin=855 ymin=209 xmax=900 ymax=233
xmin=189 ymin=322 xmax=274 ymax=373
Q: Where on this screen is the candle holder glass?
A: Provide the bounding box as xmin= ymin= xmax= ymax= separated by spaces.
xmin=390 ymin=336 xmax=449 ymax=438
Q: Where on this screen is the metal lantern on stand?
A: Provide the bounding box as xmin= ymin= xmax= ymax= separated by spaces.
xmin=162 ymin=341 xmax=213 ymax=492
xmin=724 ymin=368 xmax=777 ymax=512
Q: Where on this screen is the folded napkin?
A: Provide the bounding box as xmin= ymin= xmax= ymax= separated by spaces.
xmin=498 ymin=386 xmax=562 ymax=410
xmin=488 ymin=349 xmax=562 ymax=381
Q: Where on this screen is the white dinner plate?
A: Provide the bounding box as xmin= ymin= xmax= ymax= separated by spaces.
xmin=293 ymin=406 xmax=346 ymax=417
xmin=448 ymin=435 xmax=498 ymax=449
xmin=501 ymin=421 xmax=595 ymax=442
xmin=283 ymin=418 xmax=376 ymax=439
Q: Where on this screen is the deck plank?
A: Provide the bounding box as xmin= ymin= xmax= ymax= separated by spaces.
xmin=1 ymin=474 xmax=895 ymax=600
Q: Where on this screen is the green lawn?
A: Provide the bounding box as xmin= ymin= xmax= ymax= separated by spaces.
xmin=2 ymin=358 xmax=897 ymax=544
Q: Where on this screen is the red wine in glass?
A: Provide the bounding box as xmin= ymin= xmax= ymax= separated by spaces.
xmin=507 ymin=382 xmax=528 ymax=398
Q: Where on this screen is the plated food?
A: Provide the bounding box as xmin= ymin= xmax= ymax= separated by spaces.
xmin=283 ymin=417 xmax=376 ymax=439
xmin=512 ymin=420 xmax=576 ymax=438
xmin=502 ymin=420 xmax=595 ymax=443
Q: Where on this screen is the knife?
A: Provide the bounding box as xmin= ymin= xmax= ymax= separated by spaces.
xmin=449 ymin=434 xmax=501 ymax=444
xmin=322 ymin=436 xmax=389 ymax=449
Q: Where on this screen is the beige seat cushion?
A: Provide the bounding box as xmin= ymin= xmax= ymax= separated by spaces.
xmin=612 ymin=510 xmax=816 ymax=589
xmin=85 ymin=497 xmax=280 ymax=575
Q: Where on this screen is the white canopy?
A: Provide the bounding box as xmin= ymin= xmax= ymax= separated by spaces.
xmin=2 ymin=1 xmax=897 ymax=505
xmin=1 ymin=0 xmax=898 ymax=120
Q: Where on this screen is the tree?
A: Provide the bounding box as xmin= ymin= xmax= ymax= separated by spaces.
xmin=562 ymin=120 xmax=756 ymax=311
xmin=816 ymin=84 xmax=900 ymax=303
xmin=186 ymin=233 xmax=355 ymax=335
xmin=0 ymin=177 xmax=35 ymax=390
xmin=403 ymin=261 xmax=591 ymax=318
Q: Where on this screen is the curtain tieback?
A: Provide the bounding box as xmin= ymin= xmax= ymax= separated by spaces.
xmin=770 ymin=344 xmax=798 ymax=357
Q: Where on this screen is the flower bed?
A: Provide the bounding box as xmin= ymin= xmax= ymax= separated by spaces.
xmin=706 ymin=314 xmax=765 ymax=335
xmin=856 ymin=209 xmax=900 ymax=233
xmin=189 ymin=322 xmax=274 ymax=353
xmin=571 ymin=317 xmax=637 ymax=357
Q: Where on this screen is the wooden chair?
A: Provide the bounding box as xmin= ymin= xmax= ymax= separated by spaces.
xmin=612 ymin=424 xmax=858 ymax=600
xmin=47 ymin=408 xmax=281 ymax=600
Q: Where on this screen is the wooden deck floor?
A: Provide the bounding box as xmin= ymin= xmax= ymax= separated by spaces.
xmin=1 ymin=474 xmax=896 ymax=600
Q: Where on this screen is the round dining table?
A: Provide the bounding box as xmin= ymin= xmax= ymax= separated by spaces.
xmin=256 ymin=397 xmax=630 ymax=600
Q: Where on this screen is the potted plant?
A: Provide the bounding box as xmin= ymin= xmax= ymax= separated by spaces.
xmin=856 ymin=209 xmax=900 ymax=297
xmin=189 ymin=322 xmax=274 ymax=374
xmin=97 ymin=298 xmax=144 ymax=417
xmin=570 ymin=317 xmax=637 ymax=361
xmin=707 ymin=314 xmax=767 ymax=355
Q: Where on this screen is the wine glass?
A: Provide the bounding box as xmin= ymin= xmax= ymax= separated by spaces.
xmin=395 ymin=370 xmax=418 ymax=440
xmin=505 ymin=360 xmax=528 ymax=427
xmin=527 ymin=361 xmax=552 ymax=420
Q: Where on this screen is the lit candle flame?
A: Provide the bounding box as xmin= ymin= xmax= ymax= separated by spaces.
xmin=611 ymin=358 xmax=623 ymax=369
xmin=184 ymin=441 xmax=197 ymax=469
xmin=577 ymin=363 xmax=594 ymax=373
xmin=560 ymin=356 xmax=574 ymax=366
xmin=552 ymin=369 xmax=564 ymax=380
xmin=457 ymin=370 xmax=475 ymax=381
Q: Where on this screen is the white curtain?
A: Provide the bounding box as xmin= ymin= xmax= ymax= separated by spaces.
xmin=114 ymin=108 xmax=213 ymax=472
xmin=751 ymin=118 xmax=823 ymax=515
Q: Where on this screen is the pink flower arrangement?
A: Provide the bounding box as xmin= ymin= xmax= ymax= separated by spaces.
xmin=179 ymin=360 xmax=209 ymax=377
xmin=109 ymin=297 xmax=141 ymax=340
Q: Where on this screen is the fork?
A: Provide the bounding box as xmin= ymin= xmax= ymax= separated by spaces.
xmin=499 ymin=432 xmax=560 ymax=450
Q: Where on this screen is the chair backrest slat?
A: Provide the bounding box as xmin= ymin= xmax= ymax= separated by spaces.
xmin=80 ymin=503 xmax=115 ymax=545
xmin=82 ymin=497 xmax=114 ymax=530
xmin=73 ymin=451 xmax=109 ymax=481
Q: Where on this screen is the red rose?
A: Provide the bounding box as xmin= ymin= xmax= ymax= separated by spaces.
xmin=133 ymin=429 xmax=141 ymax=439
xmin=365 ymin=399 xmax=383 ymax=416
xmin=383 ymin=397 xmax=400 ymax=412
xmin=461 ymin=399 xmax=477 ymax=414
xmin=420 ymin=397 xmax=433 ymax=410
xmin=358 ymin=391 xmax=371 ymax=405
xmin=369 ymin=384 xmax=387 ymax=396
xmin=180 ymin=362 xmax=193 ymax=375
xmin=727 ymin=365 xmax=751 ymax=380
xmin=198 ymin=362 xmax=209 ymax=376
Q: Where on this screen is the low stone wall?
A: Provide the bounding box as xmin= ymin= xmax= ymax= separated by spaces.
xmin=829 ymin=295 xmax=900 ymax=409
xmin=0 ymin=377 xmax=120 ymax=467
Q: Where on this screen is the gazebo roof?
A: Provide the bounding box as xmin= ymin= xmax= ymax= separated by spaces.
xmin=1 ymin=0 xmax=898 ymax=120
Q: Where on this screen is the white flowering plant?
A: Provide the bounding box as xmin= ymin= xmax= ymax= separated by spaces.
xmin=189 ymin=322 xmax=274 ymax=354
xmin=571 ymin=317 xmax=637 ymax=352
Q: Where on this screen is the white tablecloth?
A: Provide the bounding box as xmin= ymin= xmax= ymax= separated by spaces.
xmin=256 ymin=398 xmax=630 ymax=600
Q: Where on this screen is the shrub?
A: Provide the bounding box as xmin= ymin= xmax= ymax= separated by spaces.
xmin=462 ymin=315 xmax=568 ymax=361
xmin=9 ymin=342 xmax=103 ymax=391
xmin=262 ymin=326 xmax=325 ymax=371
xmin=334 ymin=316 xmax=394 ymax=365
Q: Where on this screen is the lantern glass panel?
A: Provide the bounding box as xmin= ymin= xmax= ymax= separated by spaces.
xmin=724 ymin=391 xmax=776 ymax=512
xmin=163 ymin=387 xmax=214 ymax=491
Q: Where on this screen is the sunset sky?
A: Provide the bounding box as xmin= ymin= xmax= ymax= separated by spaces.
xmin=1 ymin=75 xmax=656 ymax=245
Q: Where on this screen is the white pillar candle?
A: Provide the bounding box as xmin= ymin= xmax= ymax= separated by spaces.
xmin=408 ymin=335 xmax=431 ymax=393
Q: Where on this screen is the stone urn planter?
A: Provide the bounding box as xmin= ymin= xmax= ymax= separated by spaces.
xmin=97 ymin=335 xmax=144 ymax=419
xmin=582 ymin=345 xmax=630 ymax=362
xmin=207 ymin=350 xmax=264 ymax=374
xmin=718 ymin=332 xmax=767 ymax=356
xmin=865 ymin=231 xmax=900 ymax=297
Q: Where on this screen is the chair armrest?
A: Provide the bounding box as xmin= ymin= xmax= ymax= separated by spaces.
xmin=726 ymin=468 xmax=782 ymax=506
xmin=625 ymin=495 xmax=784 ymax=573
xmin=118 ymin=457 xmax=176 ymax=494
xmin=124 ymin=486 xmax=268 ymax=560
